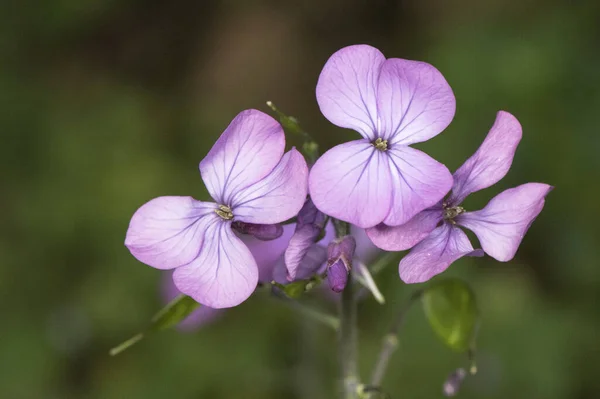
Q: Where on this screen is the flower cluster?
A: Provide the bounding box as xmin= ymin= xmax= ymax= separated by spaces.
xmin=125 ymin=44 xmax=551 ymax=309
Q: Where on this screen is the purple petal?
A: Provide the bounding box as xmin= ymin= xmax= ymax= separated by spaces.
xmin=449 ymin=111 xmax=522 ymax=205
xmin=316 ymin=44 xmax=385 ymax=140
xmin=457 ymin=183 xmax=552 ymax=262
xmin=309 ymin=140 xmax=392 ymax=228
xmin=199 ymin=109 xmax=285 ymax=204
xmin=273 ymin=244 xmax=327 ymax=284
xmin=377 ymin=58 xmax=456 ymax=145
xmin=162 ymin=272 xmax=223 ymax=331
xmin=285 ymin=224 xmax=322 ymax=281
xmin=399 ymin=223 xmax=484 ymax=283
xmin=296 ymin=198 xmax=326 ymax=228
xmin=231 ymin=148 xmax=308 ymax=224
xmin=383 ymin=146 xmax=453 ymax=226
xmin=232 ymin=221 xmax=283 ymax=241
xmin=125 ymin=196 xmax=218 ymax=270
xmin=367 ymin=207 xmax=443 ymax=251
xmin=327 ymin=235 xmax=357 ymax=265
xmin=173 ymin=221 xmax=258 ymax=308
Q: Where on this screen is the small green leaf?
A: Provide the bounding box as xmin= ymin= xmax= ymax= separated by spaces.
xmin=283 ymin=280 xmax=310 ymax=299
xmin=421 ymin=278 xmax=478 ymax=352
xmin=109 ymin=295 xmax=200 ymax=356
xmin=150 ymin=294 xmax=200 ymax=331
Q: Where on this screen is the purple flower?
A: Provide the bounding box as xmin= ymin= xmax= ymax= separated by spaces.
xmin=309 ymin=44 xmax=454 ymax=228
xmin=367 ymin=111 xmax=553 ymax=283
xmin=125 ymin=109 xmax=309 ymax=308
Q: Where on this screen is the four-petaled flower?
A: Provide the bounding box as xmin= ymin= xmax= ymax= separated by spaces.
xmin=125 ymin=110 xmax=309 ymax=308
xmin=367 ymin=111 xmax=552 ymax=283
xmin=309 ymin=44 xmax=455 ymax=229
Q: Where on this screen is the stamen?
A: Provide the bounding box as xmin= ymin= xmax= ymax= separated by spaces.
xmin=372 ymin=138 xmax=388 ymax=151
xmin=215 ymin=204 xmax=234 ymax=220
xmin=443 ymin=205 xmax=464 ymax=225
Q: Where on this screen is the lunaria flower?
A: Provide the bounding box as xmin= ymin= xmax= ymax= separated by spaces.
xmin=125 ymin=109 xmax=308 ymax=308
xmin=367 ymin=111 xmax=553 ymax=283
xmin=309 ymin=44 xmax=454 ymax=228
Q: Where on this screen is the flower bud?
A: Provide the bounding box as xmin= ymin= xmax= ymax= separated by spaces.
xmin=232 ymin=222 xmax=283 ymax=241
xmin=326 ymin=235 xmax=356 ymax=292
xmin=442 ymin=368 xmax=467 ymax=397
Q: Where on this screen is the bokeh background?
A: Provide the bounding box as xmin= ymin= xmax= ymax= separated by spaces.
xmin=2 ymin=0 xmax=599 ymax=398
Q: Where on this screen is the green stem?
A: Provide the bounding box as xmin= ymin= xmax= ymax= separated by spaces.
xmin=335 ymin=219 xmax=358 ymax=398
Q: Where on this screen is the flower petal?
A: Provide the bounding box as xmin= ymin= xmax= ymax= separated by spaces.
xmin=309 ymin=140 xmax=392 ymax=228
xmin=199 ymin=109 xmax=285 ymax=204
xmin=399 ymin=223 xmax=484 ymax=283
xmin=316 ymin=44 xmax=385 ymax=140
xmin=231 ymin=148 xmax=308 ymax=224
xmin=384 ymin=146 xmax=453 ymax=226
xmin=125 ymin=196 xmax=218 ymax=270
xmin=173 ymin=221 xmax=258 ymax=308
xmin=449 ymin=111 xmax=523 ymax=205
xmin=457 ymin=183 xmax=552 ymax=262
xmin=273 ymin=244 xmax=327 ymax=284
xmin=285 ymin=224 xmax=322 ymax=281
xmin=367 ymin=207 xmax=443 ymax=251
xmin=377 ymin=59 xmax=455 ymax=145
xmin=162 ymin=272 xmax=223 ymax=331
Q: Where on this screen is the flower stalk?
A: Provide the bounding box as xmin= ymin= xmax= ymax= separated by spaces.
xmin=335 ymin=220 xmax=359 ymax=398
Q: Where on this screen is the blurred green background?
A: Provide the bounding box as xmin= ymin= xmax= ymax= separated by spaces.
xmin=2 ymin=0 xmax=599 ymax=398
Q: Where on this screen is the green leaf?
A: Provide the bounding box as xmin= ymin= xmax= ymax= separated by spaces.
xmin=109 ymin=295 xmax=200 ymax=356
xmin=150 ymin=294 xmax=200 ymax=331
xmin=421 ymin=278 xmax=478 ymax=352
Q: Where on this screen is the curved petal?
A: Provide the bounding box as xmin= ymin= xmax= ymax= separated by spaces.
xmin=285 ymin=224 xmax=322 ymax=280
xmin=367 ymin=207 xmax=443 ymax=251
xmin=173 ymin=221 xmax=258 ymax=308
xmin=125 ymin=196 xmax=218 ymax=270
xmin=399 ymin=223 xmax=484 ymax=284
xmin=384 ymin=146 xmax=453 ymax=226
xmin=316 ymin=44 xmax=385 ymax=139
xmin=378 ymin=59 xmax=455 ymax=144
xmin=449 ymin=111 xmax=522 ymax=205
xmin=273 ymin=244 xmax=327 ymax=284
xmin=199 ymin=109 xmax=285 ymax=204
xmin=162 ymin=272 xmax=223 ymax=331
xmin=309 ymin=140 xmax=392 ymax=228
xmin=231 ymin=148 xmax=308 ymax=224
xmin=457 ymin=183 xmax=552 ymax=262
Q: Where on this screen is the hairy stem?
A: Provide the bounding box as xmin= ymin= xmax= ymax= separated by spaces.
xmin=370 ymin=290 xmax=422 ymax=387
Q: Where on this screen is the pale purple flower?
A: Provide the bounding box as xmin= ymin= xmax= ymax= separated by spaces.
xmin=125 ymin=109 xmax=309 ymax=308
xmin=368 ymin=111 xmax=552 ymax=283
xmin=309 ymin=44 xmax=455 ymax=228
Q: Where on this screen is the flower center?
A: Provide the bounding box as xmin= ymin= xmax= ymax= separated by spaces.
xmin=372 ymin=138 xmax=388 ymax=151
xmin=442 ymin=203 xmax=465 ymax=225
xmin=215 ymin=204 xmax=234 ymax=220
